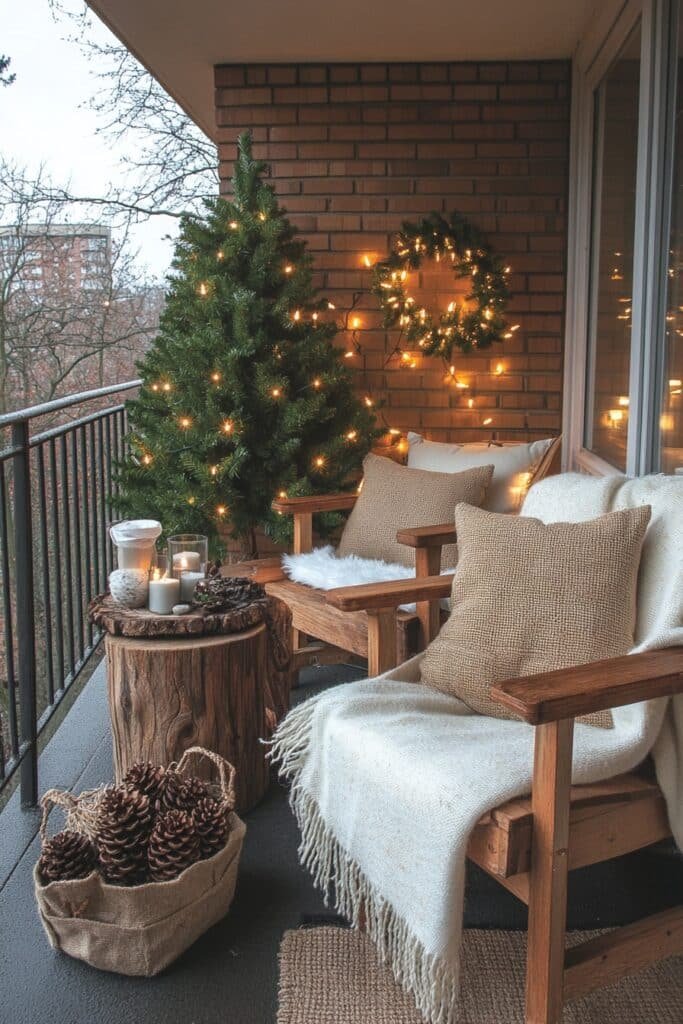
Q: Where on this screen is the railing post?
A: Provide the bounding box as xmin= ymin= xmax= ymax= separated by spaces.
xmin=13 ymin=419 xmax=37 ymax=807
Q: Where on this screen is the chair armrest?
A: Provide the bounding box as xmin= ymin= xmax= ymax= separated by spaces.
xmin=325 ymin=574 xmax=453 ymax=612
xmin=272 ymin=493 xmax=357 ymax=515
xmin=490 ymin=647 xmax=683 ymax=725
xmin=396 ymin=523 xmax=457 ymax=548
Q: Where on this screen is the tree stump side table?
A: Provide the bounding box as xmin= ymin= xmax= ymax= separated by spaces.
xmin=91 ymin=596 xmax=293 ymax=814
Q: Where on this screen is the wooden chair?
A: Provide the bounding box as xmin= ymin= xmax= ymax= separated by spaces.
xmin=265 ymin=436 xmax=562 ymax=676
xmin=322 ymin=570 xmax=683 ymax=1023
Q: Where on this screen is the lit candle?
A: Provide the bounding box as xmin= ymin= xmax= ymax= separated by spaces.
xmin=179 ymin=570 xmax=204 ymax=603
xmin=172 ymin=550 xmax=201 ymax=573
xmin=148 ymin=570 xmax=180 ymax=615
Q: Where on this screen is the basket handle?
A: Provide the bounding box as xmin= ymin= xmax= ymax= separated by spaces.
xmin=39 ymin=788 xmax=80 ymax=842
xmin=176 ymin=746 xmax=237 ymax=811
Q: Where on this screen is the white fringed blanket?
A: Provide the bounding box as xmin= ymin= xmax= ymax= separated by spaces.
xmin=271 ymin=474 xmax=683 ymax=1024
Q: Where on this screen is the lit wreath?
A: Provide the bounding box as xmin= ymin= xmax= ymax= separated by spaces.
xmin=372 ymin=212 xmax=514 ymax=361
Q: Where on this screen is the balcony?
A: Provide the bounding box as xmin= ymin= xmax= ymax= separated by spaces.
xmin=0 ymin=382 xmax=681 ymax=1024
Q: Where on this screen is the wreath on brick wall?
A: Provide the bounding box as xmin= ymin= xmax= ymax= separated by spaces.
xmin=372 ymin=212 xmax=515 ymax=362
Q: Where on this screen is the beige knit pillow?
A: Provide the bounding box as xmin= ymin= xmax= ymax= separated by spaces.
xmin=420 ymin=503 xmax=652 ymax=728
xmin=337 ymin=454 xmax=493 ymax=569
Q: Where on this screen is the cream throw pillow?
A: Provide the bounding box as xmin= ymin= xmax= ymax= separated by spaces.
xmin=420 ymin=502 xmax=652 ymax=728
xmin=337 ymin=454 xmax=493 ymax=569
xmin=407 ymin=433 xmax=555 ymax=513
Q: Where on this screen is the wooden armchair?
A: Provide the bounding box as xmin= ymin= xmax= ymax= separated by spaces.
xmin=323 ymin=571 xmax=683 ymax=1023
xmin=265 ymin=437 xmax=562 ymax=675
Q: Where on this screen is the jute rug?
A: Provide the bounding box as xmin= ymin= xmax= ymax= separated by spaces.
xmin=277 ymin=926 xmax=683 ymax=1023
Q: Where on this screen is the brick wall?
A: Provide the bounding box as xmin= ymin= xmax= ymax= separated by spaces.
xmin=214 ymin=61 xmax=570 ymax=445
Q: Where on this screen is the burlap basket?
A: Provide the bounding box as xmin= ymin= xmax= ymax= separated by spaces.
xmin=34 ymin=746 xmax=246 ymax=976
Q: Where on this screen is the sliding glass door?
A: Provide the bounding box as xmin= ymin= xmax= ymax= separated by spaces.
xmin=585 ymin=23 xmax=642 ymax=470
xmin=566 ymin=0 xmax=683 ymax=475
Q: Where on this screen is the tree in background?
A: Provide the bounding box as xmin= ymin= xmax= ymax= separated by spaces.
xmin=50 ymin=1 xmax=217 ymax=220
xmin=117 ymin=134 xmax=378 ymax=557
xmin=0 ymin=160 xmax=163 ymax=415
xmin=0 ymin=55 xmax=15 ymax=87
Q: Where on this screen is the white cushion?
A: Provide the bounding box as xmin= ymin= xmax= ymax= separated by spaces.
xmin=406 ymin=433 xmax=555 ymax=513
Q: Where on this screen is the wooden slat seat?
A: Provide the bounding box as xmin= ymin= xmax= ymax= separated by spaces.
xmin=468 ymin=772 xmax=670 ymax=894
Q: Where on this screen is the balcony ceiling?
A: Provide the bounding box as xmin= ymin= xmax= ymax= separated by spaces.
xmin=87 ymin=0 xmax=594 ymax=139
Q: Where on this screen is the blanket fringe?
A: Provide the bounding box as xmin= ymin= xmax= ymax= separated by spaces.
xmin=271 ymin=707 xmax=461 ymax=1024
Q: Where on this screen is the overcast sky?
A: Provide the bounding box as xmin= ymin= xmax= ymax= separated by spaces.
xmin=1 ymin=0 xmax=178 ymax=278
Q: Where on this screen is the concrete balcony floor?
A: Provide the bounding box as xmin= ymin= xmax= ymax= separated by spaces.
xmin=1 ymin=661 xmax=682 ymax=1024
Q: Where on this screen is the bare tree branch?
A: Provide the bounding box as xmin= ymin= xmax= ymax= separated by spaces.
xmin=49 ymin=1 xmax=218 ymax=220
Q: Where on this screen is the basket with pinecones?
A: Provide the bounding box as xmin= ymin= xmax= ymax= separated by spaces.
xmin=34 ymin=746 xmax=246 ymax=976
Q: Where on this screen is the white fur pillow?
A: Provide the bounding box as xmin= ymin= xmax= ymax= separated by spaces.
xmin=407 ymin=433 xmax=555 ymax=513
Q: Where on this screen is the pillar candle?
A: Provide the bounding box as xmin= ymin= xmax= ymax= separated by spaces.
xmin=148 ymin=573 xmax=180 ymax=615
xmin=173 ymin=550 xmax=202 ymax=573
xmin=179 ymin=570 xmax=204 ymax=603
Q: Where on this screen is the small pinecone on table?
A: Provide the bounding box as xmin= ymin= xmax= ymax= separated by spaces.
xmin=193 ymin=797 xmax=230 ymax=859
xmin=148 ymin=810 xmax=200 ymax=881
xmin=38 ymin=830 xmax=98 ymax=884
xmin=122 ymin=761 xmax=166 ymax=805
xmin=157 ymin=768 xmax=209 ymax=814
xmin=96 ymin=786 xmax=153 ymax=885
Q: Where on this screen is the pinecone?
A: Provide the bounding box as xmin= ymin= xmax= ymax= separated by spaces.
xmin=96 ymin=786 xmax=153 ymax=885
xmin=148 ymin=810 xmax=200 ymax=881
xmin=158 ymin=768 xmax=209 ymax=814
xmin=191 ymin=575 xmax=266 ymax=615
xmin=38 ymin=831 xmax=98 ymax=884
xmin=122 ymin=761 xmax=166 ymax=804
xmin=193 ymin=797 xmax=230 ymax=859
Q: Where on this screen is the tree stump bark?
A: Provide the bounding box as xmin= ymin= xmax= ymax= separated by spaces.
xmin=106 ymin=624 xmax=270 ymax=813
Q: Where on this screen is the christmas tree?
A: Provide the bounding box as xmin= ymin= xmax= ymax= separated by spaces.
xmin=117 ymin=132 xmax=378 ymax=557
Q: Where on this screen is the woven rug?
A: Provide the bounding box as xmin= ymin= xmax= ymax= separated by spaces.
xmin=277 ymin=926 xmax=683 ymax=1024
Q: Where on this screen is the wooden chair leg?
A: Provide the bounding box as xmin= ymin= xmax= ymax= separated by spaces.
xmin=367 ymin=609 xmax=397 ymax=676
xmin=415 ymin=547 xmax=442 ymax=647
xmin=525 ymin=719 xmax=574 ymax=1024
xmin=291 ymin=511 xmax=314 ymax=657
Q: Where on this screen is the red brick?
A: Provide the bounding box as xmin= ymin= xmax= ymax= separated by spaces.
xmin=388 ymin=65 xmax=420 ymax=82
xmin=330 ymin=123 xmax=387 ymax=140
xmin=215 ymin=86 xmax=272 ymax=106
xmin=270 ymin=125 xmax=328 ymax=141
xmin=214 ymin=66 xmax=246 ymax=87
xmin=216 ymin=105 xmax=297 ymax=126
xmin=388 ymin=122 xmax=452 ymax=139
xmin=300 ymin=104 xmax=361 ymax=123
xmin=298 ymin=142 xmax=355 ymax=159
xmin=298 ymin=66 xmax=327 ymax=84
xmin=390 ymin=84 xmax=452 ymax=101
xmin=453 ymin=84 xmax=498 ymax=100
xmin=331 ymin=85 xmax=389 ymax=103
xmin=478 ymin=64 xmax=508 ymax=82
xmin=302 ymin=178 xmax=353 ymax=194
xmin=329 ymin=196 xmax=387 ymax=212
xmin=273 ymin=86 xmax=328 ymax=104
xmin=268 ymin=66 xmax=298 ymax=84
xmin=499 ymin=84 xmax=557 ymax=100
xmin=357 ymin=142 xmax=417 ymax=158
xmin=507 ymin=63 xmax=541 ymax=82
xmin=330 ymin=65 xmax=359 ymax=83
xmin=360 ymin=64 xmax=388 ymax=82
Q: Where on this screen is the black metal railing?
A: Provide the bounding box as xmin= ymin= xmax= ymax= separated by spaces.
xmin=0 ymin=380 xmax=141 ymax=806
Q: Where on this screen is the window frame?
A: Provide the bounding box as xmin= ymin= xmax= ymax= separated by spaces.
xmin=563 ymin=0 xmax=680 ymax=475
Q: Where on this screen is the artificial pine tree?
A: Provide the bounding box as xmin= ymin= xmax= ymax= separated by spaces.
xmin=117 ymin=132 xmax=378 ymax=557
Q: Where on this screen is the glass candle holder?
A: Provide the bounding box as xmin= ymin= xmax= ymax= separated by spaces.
xmin=110 ymin=520 xmax=162 ymax=572
xmin=168 ymin=534 xmax=208 ymax=602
